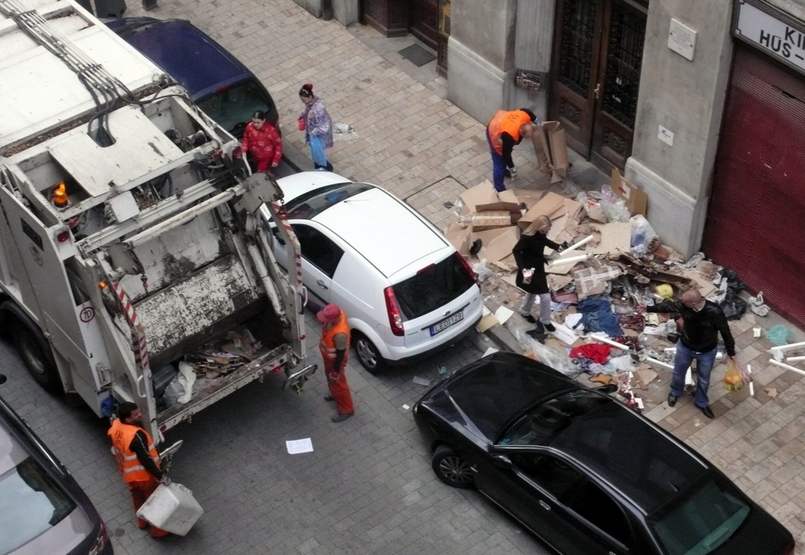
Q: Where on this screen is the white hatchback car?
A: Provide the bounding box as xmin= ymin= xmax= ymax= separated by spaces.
xmin=265 ymin=172 xmax=483 ymax=373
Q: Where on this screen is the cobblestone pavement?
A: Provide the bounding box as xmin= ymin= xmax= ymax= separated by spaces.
xmin=4 ymin=0 xmax=805 ymax=553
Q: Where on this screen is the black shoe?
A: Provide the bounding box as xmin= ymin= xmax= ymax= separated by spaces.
xmin=667 ymin=393 xmax=678 ymax=407
xmin=469 ymin=239 xmax=483 ymax=256
xmin=325 ymin=162 xmax=333 ymax=172
xmin=523 ymin=314 xmax=536 ymax=324
xmin=323 ymin=394 xmax=334 ymax=402
xmin=332 ymin=412 xmax=354 ymax=423
xmin=544 ymin=323 xmax=556 ymax=332
xmin=699 ymin=405 xmax=715 ymax=419
xmin=504 ymin=169 xmax=512 ymax=178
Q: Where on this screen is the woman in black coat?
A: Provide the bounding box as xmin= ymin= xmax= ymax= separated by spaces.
xmin=512 ymin=215 xmax=563 ymax=331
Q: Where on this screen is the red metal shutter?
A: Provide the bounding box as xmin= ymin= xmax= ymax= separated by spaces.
xmin=702 ymin=46 xmax=805 ymax=328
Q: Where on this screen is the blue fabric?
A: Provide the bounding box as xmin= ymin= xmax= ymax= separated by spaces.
xmin=487 ymin=129 xmax=506 ymax=192
xmin=577 ymin=298 xmax=623 ymax=337
xmin=309 ymin=135 xmax=328 ymax=168
xmin=670 ymin=341 xmax=717 ymax=408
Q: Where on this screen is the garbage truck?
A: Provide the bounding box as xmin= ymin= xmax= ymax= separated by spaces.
xmin=0 ymin=0 xmax=314 ymax=442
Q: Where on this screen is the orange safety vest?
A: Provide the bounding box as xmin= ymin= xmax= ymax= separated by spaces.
xmin=108 ymin=419 xmax=160 ymax=483
xmin=319 ymin=310 xmax=351 ymax=365
xmin=487 ymin=110 xmax=533 ymax=155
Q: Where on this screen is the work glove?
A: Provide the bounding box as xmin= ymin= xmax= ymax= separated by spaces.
xmin=159 ymin=475 xmax=171 ymax=486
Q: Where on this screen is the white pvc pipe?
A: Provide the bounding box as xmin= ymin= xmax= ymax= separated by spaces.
xmin=747 ymin=364 xmax=754 ymax=397
xmin=547 ymin=253 xmax=589 ymax=268
xmin=557 ymin=235 xmax=593 ymax=257
xmin=769 ymin=341 xmax=805 ymax=353
xmin=769 ymin=359 xmax=805 ymax=378
xmin=646 ymin=357 xmax=673 ymax=370
xmin=786 ymin=356 xmax=805 ymax=362
xmin=588 ymin=334 xmax=630 ymax=350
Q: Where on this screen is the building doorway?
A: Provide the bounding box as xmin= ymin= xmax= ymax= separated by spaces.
xmin=548 ymin=0 xmax=648 ymax=172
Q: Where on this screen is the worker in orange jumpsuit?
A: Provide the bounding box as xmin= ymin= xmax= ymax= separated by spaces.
xmin=318 ymin=304 xmax=355 ymax=422
xmin=486 ymin=108 xmax=537 ymax=191
xmin=108 ymin=402 xmax=170 ymax=538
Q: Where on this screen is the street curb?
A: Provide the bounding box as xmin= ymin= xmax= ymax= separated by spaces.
xmin=484 ymin=322 xmax=523 ymax=354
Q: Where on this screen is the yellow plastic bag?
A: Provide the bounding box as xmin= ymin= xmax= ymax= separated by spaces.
xmin=724 ymin=359 xmax=744 ymax=392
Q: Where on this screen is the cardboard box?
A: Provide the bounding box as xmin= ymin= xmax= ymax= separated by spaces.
xmin=611 ymin=169 xmax=648 ymax=216
xmin=518 ymin=192 xmax=566 ymax=230
xmin=512 ymin=189 xmax=546 ymax=210
xmin=478 ymin=226 xmax=520 ymax=263
xmin=543 ymin=121 xmax=569 ymax=182
xmin=469 ymin=211 xmax=512 ymax=231
xmin=459 ymin=181 xmax=498 ymax=215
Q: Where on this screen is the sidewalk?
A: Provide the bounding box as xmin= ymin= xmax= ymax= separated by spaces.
xmin=118 ymin=0 xmax=805 ymax=548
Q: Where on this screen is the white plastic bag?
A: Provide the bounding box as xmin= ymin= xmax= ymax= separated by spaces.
xmin=599 ymin=185 xmax=631 ymax=222
xmin=472 ymin=259 xmax=494 ymax=282
xmin=630 ymin=214 xmax=657 ymax=256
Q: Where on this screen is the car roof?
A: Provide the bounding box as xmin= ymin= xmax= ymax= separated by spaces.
xmin=436 ymin=353 xmax=708 ymax=513
xmin=109 ymin=17 xmax=251 ymax=99
xmin=279 ymin=172 xmax=450 ymax=278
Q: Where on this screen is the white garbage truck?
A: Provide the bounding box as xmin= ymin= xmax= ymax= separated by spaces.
xmin=0 ymin=0 xmax=314 ymax=442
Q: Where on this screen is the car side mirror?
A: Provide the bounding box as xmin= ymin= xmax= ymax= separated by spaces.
xmin=596 ymin=383 xmax=618 ymax=394
xmin=491 ymin=453 xmax=512 ymax=469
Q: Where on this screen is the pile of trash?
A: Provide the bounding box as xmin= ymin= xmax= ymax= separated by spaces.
xmin=444 ymin=177 xmax=773 ymax=413
xmin=154 ymin=327 xmax=263 ymax=409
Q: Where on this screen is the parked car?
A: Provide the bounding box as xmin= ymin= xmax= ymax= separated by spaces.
xmin=265 ymin=172 xmax=483 ymax=373
xmin=0 ymin=375 xmax=113 ymax=555
xmin=106 ymin=17 xmax=279 ymax=139
xmin=413 ymin=352 xmax=795 ymax=555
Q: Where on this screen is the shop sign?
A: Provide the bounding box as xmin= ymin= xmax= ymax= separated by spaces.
xmin=735 ymin=0 xmax=805 ymax=75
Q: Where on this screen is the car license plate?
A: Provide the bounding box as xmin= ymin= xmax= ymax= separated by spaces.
xmin=430 ymin=311 xmax=464 ymax=336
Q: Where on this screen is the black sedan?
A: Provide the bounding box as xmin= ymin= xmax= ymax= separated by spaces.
xmin=413 ymin=352 xmax=795 ymax=555
xmin=0 ymin=375 xmax=113 ymax=555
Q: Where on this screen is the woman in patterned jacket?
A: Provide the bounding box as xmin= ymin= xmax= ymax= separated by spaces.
xmin=298 ymin=83 xmax=334 ymax=171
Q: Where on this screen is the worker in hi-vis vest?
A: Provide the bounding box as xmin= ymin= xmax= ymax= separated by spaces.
xmin=108 ymin=402 xmax=170 ymax=538
xmin=486 ymin=108 xmax=537 ymax=192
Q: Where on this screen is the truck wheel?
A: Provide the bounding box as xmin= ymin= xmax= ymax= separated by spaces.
xmin=352 ymin=331 xmax=385 ymax=374
xmin=432 ymin=445 xmax=475 ymax=489
xmin=12 ymin=325 xmax=62 ymax=394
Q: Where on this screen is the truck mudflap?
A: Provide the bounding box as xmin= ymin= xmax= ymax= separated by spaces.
xmin=155 ymin=343 xmax=314 ymax=434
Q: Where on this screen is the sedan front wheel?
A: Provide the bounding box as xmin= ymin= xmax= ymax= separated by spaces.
xmin=432 ymin=445 xmax=475 ymax=489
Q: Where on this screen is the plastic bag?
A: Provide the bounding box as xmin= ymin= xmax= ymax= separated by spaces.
xmin=630 ymin=214 xmax=657 ymax=257
xmin=766 ymin=324 xmax=792 ymax=346
xmin=472 ymin=259 xmax=494 ymax=282
xmin=723 ymin=359 xmax=744 ymax=392
xmin=599 ymin=185 xmax=631 ymax=223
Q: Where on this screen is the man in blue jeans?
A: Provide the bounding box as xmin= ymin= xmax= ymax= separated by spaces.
xmin=640 ymin=289 xmax=737 ymax=419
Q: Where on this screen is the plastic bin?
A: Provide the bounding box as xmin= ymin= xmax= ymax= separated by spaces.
xmin=136 ymin=482 xmax=203 ymax=536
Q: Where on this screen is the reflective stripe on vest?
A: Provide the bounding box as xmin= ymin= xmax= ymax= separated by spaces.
xmin=108 ymin=419 xmax=160 ymax=483
xmin=487 ymin=110 xmax=532 ymax=155
xmin=319 ymin=310 xmax=350 ymax=361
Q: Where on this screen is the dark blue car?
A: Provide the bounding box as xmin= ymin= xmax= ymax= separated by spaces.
xmin=107 ymin=17 xmax=279 ymax=139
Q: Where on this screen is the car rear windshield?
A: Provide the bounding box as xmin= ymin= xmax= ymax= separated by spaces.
xmin=0 ymin=457 xmax=77 ymax=554
xmin=286 ymin=182 xmax=373 ymax=220
xmin=648 ymin=476 xmax=750 ymax=555
xmin=393 ymin=253 xmax=475 ymax=320
xmin=197 ymin=80 xmax=274 ymax=137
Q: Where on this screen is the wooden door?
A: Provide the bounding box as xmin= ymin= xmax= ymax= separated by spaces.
xmin=549 ymin=0 xmax=647 ymax=172
xmin=410 ymin=0 xmax=439 ymax=49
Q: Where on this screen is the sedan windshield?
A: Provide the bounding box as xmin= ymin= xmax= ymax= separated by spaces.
xmin=0 ymin=457 xmax=76 ymax=554
xmin=648 ymin=477 xmax=750 ymax=555
xmin=196 ymin=80 xmax=273 ymax=136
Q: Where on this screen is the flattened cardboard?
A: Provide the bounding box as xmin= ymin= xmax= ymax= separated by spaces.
xmin=478 ymin=226 xmax=520 ymax=263
xmin=680 ymin=269 xmax=717 ymax=297
xmin=587 ymin=222 xmax=632 ymax=255
xmin=470 ymin=211 xmax=511 ymax=231
xmin=490 ymin=253 xmax=517 ymax=272
xmin=512 ymin=189 xmax=546 ymax=210
xmin=459 ymin=180 xmax=498 ymax=215
xmin=611 ymin=169 xmax=648 ymax=216
xmin=543 ymin=121 xmax=569 ymax=181
xmin=531 ymin=129 xmax=552 ymax=174
xmin=476 ymin=313 xmax=499 ymax=333
xmin=444 ymin=223 xmax=471 ymax=255
xmin=470 ymin=226 xmax=516 ymax=247
xmin=518 ymin=192 xmax=567 ymax=230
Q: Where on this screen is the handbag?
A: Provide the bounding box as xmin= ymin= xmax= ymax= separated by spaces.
xmin=297 ymin=116 xmax=306 ymax=131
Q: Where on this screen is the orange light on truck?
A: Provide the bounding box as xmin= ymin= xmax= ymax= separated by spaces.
xmin=52 ymin=182 xmax=69 ymax=207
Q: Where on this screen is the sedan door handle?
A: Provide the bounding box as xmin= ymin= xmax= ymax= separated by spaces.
xmin=538 ymin=500 xmax=551 ymax=511
xmin=316 ymin=279 xmax=328 ymax=290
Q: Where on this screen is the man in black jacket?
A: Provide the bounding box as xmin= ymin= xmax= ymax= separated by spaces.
xmin=640 ymin=289 xmax=737 ymax=419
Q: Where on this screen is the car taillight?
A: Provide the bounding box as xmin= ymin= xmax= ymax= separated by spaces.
xmin=454 ymin=252 xmax=478 ymax=284
xmin=384 ymin=286 xmax=405 ymax=336
xmin=781 ymin=540 xmax=796 ymax=555
xmin=88 ymin=521 xmax=110 ymax=555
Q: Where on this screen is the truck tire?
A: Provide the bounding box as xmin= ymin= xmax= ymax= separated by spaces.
xmin=12 ymin=324 xmax=62 ymax=394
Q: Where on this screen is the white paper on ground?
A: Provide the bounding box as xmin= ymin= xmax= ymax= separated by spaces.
xmin=551 ymin=321 xmax=578 ymax=345
xmin=483 ymin=347 xmax=499 ymax=357
xmin=494 ymin=305 xmax=514 ymax=325
xmin=564 ymin=313 xmax=583 ymax=329
xmin=286 ymin=438 xmax=314 ymax=454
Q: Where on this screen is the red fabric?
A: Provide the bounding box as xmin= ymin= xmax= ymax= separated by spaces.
xmin=569 ymin=344 xmax=612 ymax=364
xmin=129 ymin=478 xmax=168 ymax=537
xmin=325 ymin=359 xmax=354 ymax=415
xmin=241 ymin=121 xmax=282 ymax=171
